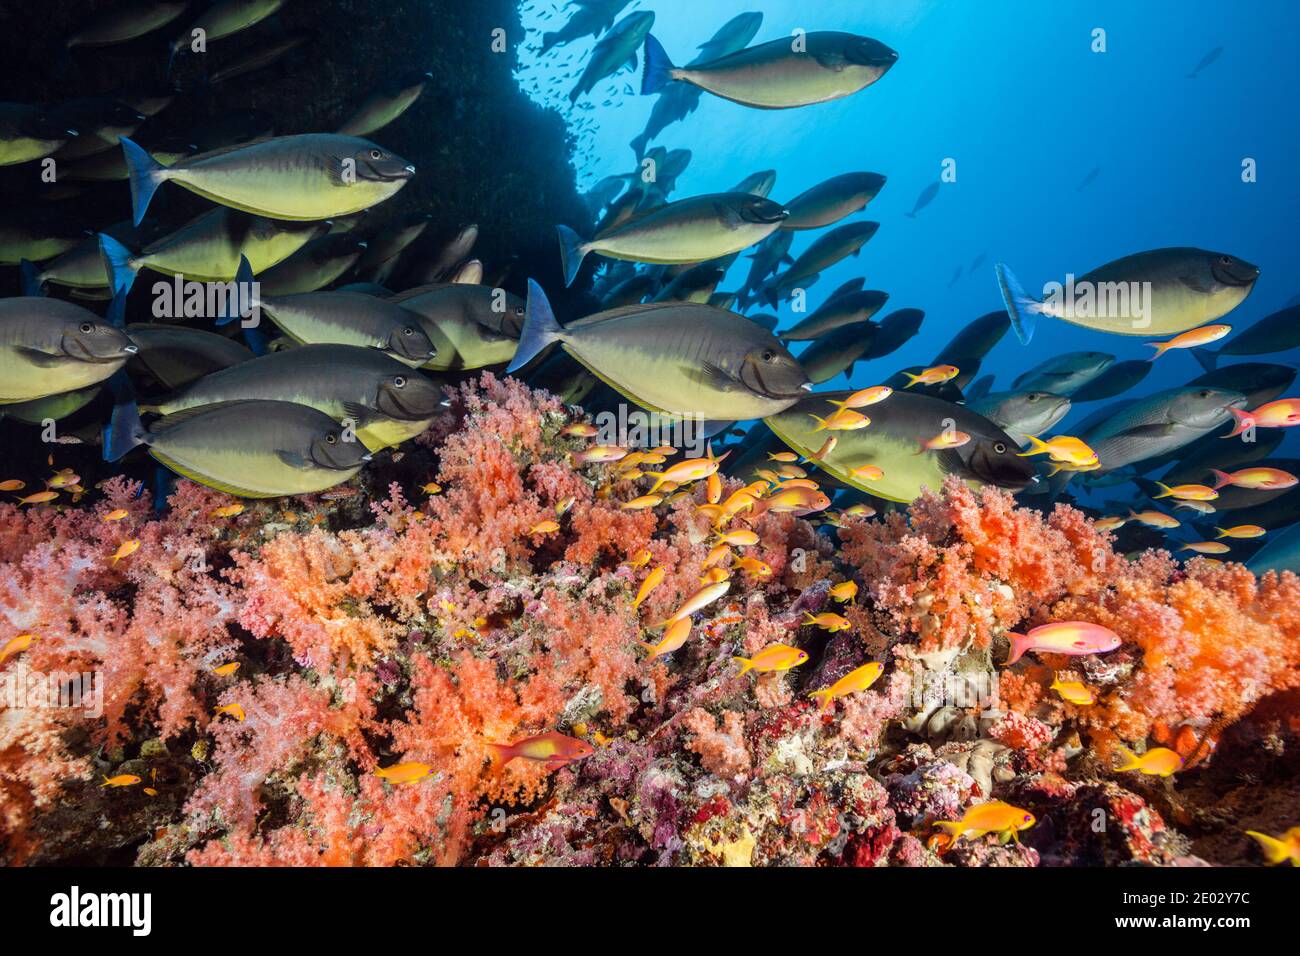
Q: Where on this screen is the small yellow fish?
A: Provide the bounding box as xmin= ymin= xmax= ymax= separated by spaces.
xmin=143 ymin=787 xmax=158 ymax=797
xmin=1093 ymin=515 xmax=1126 ymax=532
xmin=622 ymin=494 xmax=664 ymax=510
xmin=767 ymin=451 xmax=799 ymax=463
xmin=1180 ymin=541 xmax=1230 ymax=555
xmin=706 ymin=471 xmax=722 ymax=504
xmin=809 ymin=408 xmax=870 ymax=432
xmin=420 ymin=483 xmax=443 ymax=496
xmin=1243 ymin=827 xmax=1300 ymax=866
xmin=703 ymin=543 xmax=731 ymax=568
xmin=0 ymin=633 xmax=36 ymax=667
xmin=1154 ymin=482 xmax=1218 ymax=502
xmin=555 ymin=496 xmax=576 ymax=516
xmin=1215 ymin=525 xmax=1266 ymax=539
xmin=1147 ymin=323 xmax=1231 ymax=361
xmin=1049 ymin=674 xmax=1095 ymax=706
xmin=808 ymin=662 xmax=883 ymax=712
xmin=803 ymin=611 xmax=851 ymax=632
xmin=633 ymin=566 xmax=665 ymax=608
xmin=625 ymin=549 xmax=652 ymax=568
xmin=110 ymin=539 xmax=140 ymax=566
xmin=527 ymin=519 xmax=560 ymax=536
xmin=904 ymin=364 xmax=959 ymax=388
xmin=101 ymin=774 xmax=141 ymax=788
xmin=0 ymin=480 xmax=24 ymax=492
xmin=715 ymin=529 xmax=758 ymax=547
xmin=212 ymin=662 xmax=240 ymax=677
xmin=641 ymin=617 xmax=691 ymax=659
xmin=46 ymin=471 xmax=80 ymax=489
xmin=933 ymin=801 xmax=1035 ymax=844
xmin=755 ymin=468 xmax=782 ymax=484
xmin=561 ymin=422 xmax=599 ymax=437
xmin=17 ymin=490 xmax=58 ymax=505
xmin=843 ymin=504 xmax=875 ymax=518
xmin=850 ymin=463 xmax=884 ymax=481
xmin=829 ymin=385 xmax=892 ymax=409
xmin=103 ymin=508 xmax=130 ymax=522
xmin=211 ymin=503 xmax=245 ymax=518
xmin=734 ymin=556 xmax=772 ymax=578
xmin=810 ymin=435 xmax=838 ymax=460
xmin=643 ymin=454 xmax=724 ymax=493
xmin=573 ymin=444 xmax=628 ymax=465
xmin=214 ymin=703 xmax=246 ymax=721
xmin=775 ymin=464 xmax=807 ymax=480
xmin=1113 ymin=744 xmax=1182 ymax=777
xmin=829 ymin=581 xmax=858 ymax=603
xmin=1017 ymin=434 xmax=1097 ymax=466
xmin=919 ymin=430 xmax=970 ymax=451
xmin=375 ymin=761 xmax=436 ymax=785
xmin=699 ymin=566 xmax=730 ymax=585
xmin=733 ymin=643 xmax=808 ymax=675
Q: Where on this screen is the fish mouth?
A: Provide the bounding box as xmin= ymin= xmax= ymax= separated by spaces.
xmin=365 ymin=161 xmax=417 ymax=182
xmin=1211 ymin=256 xmax=1260 ymax=287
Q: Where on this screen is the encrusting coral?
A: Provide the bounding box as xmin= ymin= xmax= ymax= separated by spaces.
xmin=1 ymin=374 xmax=1297 ymax=867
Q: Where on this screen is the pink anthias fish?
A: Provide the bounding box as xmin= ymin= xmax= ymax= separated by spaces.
xmin=1004 ymin=621 xmax=1121 ymax=665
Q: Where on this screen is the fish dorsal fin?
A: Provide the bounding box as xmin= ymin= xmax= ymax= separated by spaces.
xmin=387 ymin=282 xmax=455 ymax=303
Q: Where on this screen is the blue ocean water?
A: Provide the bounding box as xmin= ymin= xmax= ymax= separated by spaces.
xmin=514 ymin=0 xmax=1300 ymax=507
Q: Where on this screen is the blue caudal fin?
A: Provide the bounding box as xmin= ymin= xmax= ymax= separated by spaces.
xmin=555 ymin=224 xmax=589 ymax=287
xmin=119 ymin=136 xmax=166 ymax=226
xmin=215 ymin=255 xmax=257 ymax=326
xmin=994 ymin=263 xmax=1040 ymax=345
xmin=1192 ymin=347 xmax=1219 ymax=373
xmin=630 ymin=131 xmax=649 ymax=159
xmin=104 ymin=396 xmax=148 ymax=463
xmin=97 ymin=233 xmax=139 ymax=300
xmin=19 ymin=259 xmax=44 ymax=297
xmin=507 ymin=279 xmax=565 ymax=374
xmin=641 ymin=34 xmax=676 ymax=95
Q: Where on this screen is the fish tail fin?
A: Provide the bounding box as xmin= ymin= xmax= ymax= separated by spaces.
xmin=641 ymin=34 xmax=676 ymax=95
xmin=555 ymin=224 xmax=589 ymax=287
xmin=1153 ymin=481 xmax=1175 ymax=499
xmin=1213 ymin=527 xmax=1228 ymax=538
xmin=994 ymin=263 xmax=1041 ymax=345
xmin=643 ymin=471 xmax=672 ymax=494
xmin=902 ymin=372 xmax=921 ymax=388
xmin=104 ymin=398 xmax=148 ymax=463
xmin=1192 ymin=346 xmax=1219 ymax=372
xmin=1146 ymin=341 xmax=1170 ymax=362
xmin=215 ymin=255 xmax=257 ymax=327
xmin=809 ymin=688 xmax=833 ymax=712
xmin=933 ymin=820 xmax=962 ymax=836
xmin=485 ymin=742 xmax=515 ymax=770
xmin=1245 ymin=830 xmax=1290 ymax=864
xmin=242 ymin=323 xmax=269 ymax=356
xmin=19 ymin=259 xmax=45 ymax=297
xmin=808 ymin=413 xmax=828 ymax=431
xmin=119 ymin=136 xmax=168 ymax=226
xmin=1210 ymin=469 xmax=1235 ymax=490
xmin=1016 ymin=435 xmax=1049 ymax=457
xmin=97 ymin=233 xmax=139 ymax=301
xmin=630 ymin=131 xmax=650 ymax=159
xmin=1112 ymin=744 xmax=1141 ymax=772
xmin=1223 ymin=407 xmax=1252 ymax=438
xmin=1004 ymin=631 xmax=1030 ymax=665
xmin=732 ymin=655 xmax=754 ymax=675
xmin=508 ymin=279 xmax=565 ymax=373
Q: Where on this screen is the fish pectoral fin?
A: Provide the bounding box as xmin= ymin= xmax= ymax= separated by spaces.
xmin=684 ymin=361 xmax=739 ymax=393
xmin=13 ymin=346 xmax=66 ymax=368
xmin=813 ymin=52 xmax=849 ymax=71
xmin=276 ymin=450 xmax=310 ymax=469
xmin=1178 ymin=273 xmax=1215 ymax=295
xmin=341 ymin=401 xmax=378 ymax=426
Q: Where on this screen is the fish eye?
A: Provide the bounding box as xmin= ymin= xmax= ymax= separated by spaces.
xmin=370 ymin=149 xmax=383 ymax=160
xmin=993 ymin=442 xmax=1007 ymax=454
xmin=79 ymin=322 xmax=93 ymax=333
xmin=761 ymin=349 xmax=775 ymax=362
xmin=326 ymin=434 xmax=337 ymax=444
xmin=1199 ymin=390 xmax=1211 ymax=398
xmin=393 ymin=376 xmax=406 ymax=387
xmin=402 ymin=327 xmax=415 ymax=336
xmin=1220 ymin=255 xmax=1231 ymax=264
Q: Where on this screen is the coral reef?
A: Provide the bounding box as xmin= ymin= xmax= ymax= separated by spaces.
xmin=2 ymin=376 xmax=1298 ymax=867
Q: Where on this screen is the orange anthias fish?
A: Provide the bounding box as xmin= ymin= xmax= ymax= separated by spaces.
xmin=1094 ymin=516 xmax=1127 ymax=532
xmin=101 ymin=774 xmax=142 ymax=788
xmin=214 ymin=703 xmax=246 ymax=721
xmin=573 ymin=444 xmax=629 ymax=465
xmin=1210 ymin=466 xmax=1297 ymax=490
xmin=699 ymin=566 xmax=730 ymax=585
xmin=488 ymin=732 xmax=594 ymax=771
xmin=17 ymin=490 xmax=58 ymax=505
xmin=0 ymin=633 xmax=36 ymax=667
xmin=1050 ymin=674 xmax=1095 ymax=705
xmin=1244 ymin=827 xmax=1300 ymax=866
xmin=809 ymin=662 xmax=883 ymax=713
xmin=850 ymin=463 xmax=884 ymax=481
xmin=829 ymin=580 xmax=858 ymax=602
xmin=662 ymin=581 xmax=731 ymax=625
xmin=1214 ymin=524 xmax=1266 ymax=539
xmin=919 ymin=429 xmax=970 ymax=452
xmin=803 ymin=611 xmax=851 ymax=632
xmin=643 ymin=451 xmax=726 ymax=494
xmin=1180 ymin=541 xmax=1230 ymax=554
xmin=715 ymin=528 xmax=758 ymax=547
xmin=561 ymin=422 xmax=599 ymax=437
xmin=933 ymin=801 xmax=1035 ymax=844
xmin=103 ymin=508 xmax=130 ymax=522
xmin=527 ymin=519 xmax=560 ymax=536
xmin=1113 ymin=744 xmax=1183 ymax=777
xmin=808 ymin=408 xmax=870 ymax=431
xmin=758 ymin=486 xmax=831 ymax=516
xmin=110 ymin=539 xmax=140 ymax=565
xmin=0 ymin=480 xmax=24 ymax=492
xmin=1004 ymin=621 xmax=1121 ymax=665
xmin=1146 ymin=324 xmax=1231 ymax=361
xmin=904 ymin=365 xmax=959 ymax=388
xmin=1153 ymin=482 xmax=1218 ymax=502
xmin=767 ymin=451 xmax=799 ymax=463
xmin=1017 ymin=434 xmax=1097 ymax=466
xmin=734 ymin=643 xmax=808 ymax=675
xmin=810 ymin=435 xmax=837 ymax=460
xmin=621 ymin=494 xmax=664 ymax=510
xmin=735 ymin=556 xmax=772 ymax=578
xmin=375 ymin=761 xmax=436 ymax=785
xmin=1128 ymin=509 xmax=1180 ymax=529
xmin=641 ymin=617 xmax=691 ymax=659
xmin=1225 ymin=399 xmax=1300 ymax=437
xmin=829 ymin=385 xmax=892 ymax=409
xmin=633 ymin=566 xmax=665 ymax=608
